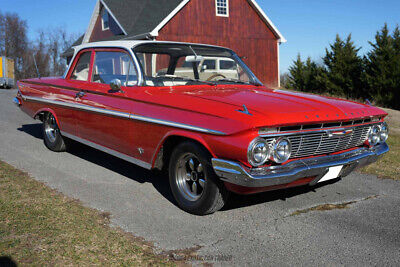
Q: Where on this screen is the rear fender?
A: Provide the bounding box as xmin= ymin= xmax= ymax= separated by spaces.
xmin=33 ymin=108 xmax=61 ymax=128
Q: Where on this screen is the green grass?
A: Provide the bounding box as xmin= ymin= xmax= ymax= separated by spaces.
xmin=361 ymin=132 xmax=400 ymax=180
xmin=0 ymin=161 xmax=174 ymax=265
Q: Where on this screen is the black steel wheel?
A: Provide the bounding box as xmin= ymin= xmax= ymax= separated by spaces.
xmin=169 ymin=141 xmax=229 ymax=215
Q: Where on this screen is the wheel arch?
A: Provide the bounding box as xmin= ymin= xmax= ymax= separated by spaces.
xmin=33 ymin=108 xmax=60 ymax=126
xmin=151 ymin=131 xmax=216 ymax=170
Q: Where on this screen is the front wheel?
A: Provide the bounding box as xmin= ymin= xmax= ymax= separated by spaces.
xmin=169 ymin=141 xmax=229 ymax=215
xmin=43 ymin=113 xmax=67 ymax=152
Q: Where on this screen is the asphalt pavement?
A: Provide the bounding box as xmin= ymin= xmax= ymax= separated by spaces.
xmin=1 ymin=89 xmax=399 ymax=266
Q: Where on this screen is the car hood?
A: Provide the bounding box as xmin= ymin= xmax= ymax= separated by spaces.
xmin=138 ymin=85 xmax=387 ymax=135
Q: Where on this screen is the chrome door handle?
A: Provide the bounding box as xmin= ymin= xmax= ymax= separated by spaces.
xmin=75 ymin=91 xmax=85 ymax=99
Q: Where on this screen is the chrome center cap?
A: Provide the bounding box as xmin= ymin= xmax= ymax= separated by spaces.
xmin=190 ymin=171 xmax=198 ymax=182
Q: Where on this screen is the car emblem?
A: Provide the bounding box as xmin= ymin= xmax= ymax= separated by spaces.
xmin=326 ymin=129 xmax=353 ymax=138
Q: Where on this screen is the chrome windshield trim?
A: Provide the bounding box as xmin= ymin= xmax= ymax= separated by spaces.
xmin=61 ymin=131 xmax=152 ymax=169
xmin=23 ymin=95 xmax=225 ymax=135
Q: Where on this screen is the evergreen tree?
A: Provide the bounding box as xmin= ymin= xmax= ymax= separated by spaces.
xmin=322 ymin=34 xmax=363 ymax=98
xmin=287 ymin=54 xmax=324 ymax=93
xmin=287 ymin=54 xmax=306 ymax=91
xmin=364 ymin=24 xmax=400 ymax=109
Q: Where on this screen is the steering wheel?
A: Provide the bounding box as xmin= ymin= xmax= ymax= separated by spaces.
xmin=206 ymin=74 xmax=226 ymax=81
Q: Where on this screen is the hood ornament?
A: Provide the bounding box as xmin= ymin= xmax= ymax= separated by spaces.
xmin=237 ymin=104 xmax=252 ymax=116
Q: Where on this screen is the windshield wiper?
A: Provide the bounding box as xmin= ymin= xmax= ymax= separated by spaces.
xmin=217 ymin=78 xmax=263 ymax=86
xmin=216 ymin=78 xmax=250 ymax=84
xmin=157 ymin=75 xmax=216 ymax=86
xmin=184 ymin=77 xmax=216 ymax=86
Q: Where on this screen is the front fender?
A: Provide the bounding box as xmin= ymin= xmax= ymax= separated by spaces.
xmin=151 ymin=130 xmax=217 ymax=168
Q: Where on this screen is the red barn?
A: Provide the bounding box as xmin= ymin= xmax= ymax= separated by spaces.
xmin=64 ymin=0 xmax=286 ymax=87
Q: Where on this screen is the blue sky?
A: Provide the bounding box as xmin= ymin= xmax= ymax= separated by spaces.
xmin=1 ymin=0 xmax=399 ymax=73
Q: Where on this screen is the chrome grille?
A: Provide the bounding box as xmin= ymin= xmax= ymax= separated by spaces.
xmin=265 ymin=124 xmax=372 ymax=159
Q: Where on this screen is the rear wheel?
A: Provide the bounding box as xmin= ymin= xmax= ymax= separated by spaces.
xmin=169 ymin=141 xmax=229 ymax=215
xmin=43 ymin=113 xmax=67 ymax=152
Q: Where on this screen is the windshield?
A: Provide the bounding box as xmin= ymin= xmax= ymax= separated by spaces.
xmin=132 ymin=43 xmax=262 ymax=87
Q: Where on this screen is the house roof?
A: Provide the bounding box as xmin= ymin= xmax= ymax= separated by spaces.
xmin=63 ymin=0 xmax=286 ymax=57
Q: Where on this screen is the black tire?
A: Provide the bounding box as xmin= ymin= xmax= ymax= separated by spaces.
xmin=43 ymin=113 xmax=67 ymax=152
xmin=169 ymin=141 xmax=229 ymax=215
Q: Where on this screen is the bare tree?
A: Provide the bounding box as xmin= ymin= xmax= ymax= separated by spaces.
xmin=45 ymin=27 xmax=80 ymax=76
xmin=0 ymin=11 xmax=29 ymax=80
xmin=0 ymin=12 xmax=80 ymax=79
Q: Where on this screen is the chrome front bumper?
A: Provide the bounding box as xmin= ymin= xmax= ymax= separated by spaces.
xmin=212 ymin=143 xmax=389 ymax=188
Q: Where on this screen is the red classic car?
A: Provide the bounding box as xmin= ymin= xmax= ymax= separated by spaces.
xmin=14 ymin=41 xmax=389 ymax=215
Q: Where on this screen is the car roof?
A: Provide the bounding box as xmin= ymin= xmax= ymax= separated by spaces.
xmin=73 ymin=40 xmax=228 ymax=53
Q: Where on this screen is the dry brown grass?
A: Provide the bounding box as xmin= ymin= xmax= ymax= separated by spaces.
xmin=0 ymin=161 xmax=175 ymax=266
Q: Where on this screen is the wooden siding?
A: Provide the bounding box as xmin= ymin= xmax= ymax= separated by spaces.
xmin=157 ymin=0 xmax=279 ymax=87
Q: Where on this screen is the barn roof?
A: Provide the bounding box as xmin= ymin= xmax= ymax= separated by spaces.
xmin=63 ymin=0 xmax=286 ymax=57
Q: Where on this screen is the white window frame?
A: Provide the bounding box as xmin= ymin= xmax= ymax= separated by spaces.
xmin=101 ymin=8 xmax=110 ymax=31
xmin=215 ymin=0 xmax=229 ymax=17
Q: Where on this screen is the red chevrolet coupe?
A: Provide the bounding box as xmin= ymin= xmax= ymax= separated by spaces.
xmin=14 ymin=41 xmax=389 ymax=215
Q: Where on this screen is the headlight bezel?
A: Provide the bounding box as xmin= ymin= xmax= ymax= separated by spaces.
xmin=270 ymin=137 xmax=292 ymax=164
xmin=368 ymin=124 xmax=381 ymax=146
xmin=247 ymin=137 xmax=270 ymax=167
xmin=379 ymin=122 xmax=389 ymax=143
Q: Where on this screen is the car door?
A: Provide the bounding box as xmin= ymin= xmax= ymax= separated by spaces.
xmin=57 ymin=49 xmax=94 ymax=136
xmin=74 ymin=49 xmax=139 ymax=158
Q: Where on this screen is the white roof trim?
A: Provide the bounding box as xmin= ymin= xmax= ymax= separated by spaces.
xmin=247 ymin=0 xmax=286 ymax=43
xmin=100 ymin=0 xmax=128 ymax=35
xmin=83 ymin=0 xmax=101 ymax=43
xmin=150 ymin=0 xmax=191 ymax=37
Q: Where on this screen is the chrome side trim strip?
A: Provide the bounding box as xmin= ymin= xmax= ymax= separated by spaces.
xmin=22 ymin=95 xmax=225 ymax=135
xmin=61 ymin=131 xmax=152 ymax=170
xmin=130 ymin=114 xmax=225 ymax=135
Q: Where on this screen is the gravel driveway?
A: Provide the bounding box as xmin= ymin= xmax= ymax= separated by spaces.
xmin=1 ymin=89 xmax=399 ymax=265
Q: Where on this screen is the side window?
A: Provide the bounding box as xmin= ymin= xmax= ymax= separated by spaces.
xmin=202 ymin=60 xmax=216 ymax=70
xmin=220 ymin=60 xmax=237 ymax=70
xmin=92 ymin=51 xmax=138 ymax=86
xmin=70 ymin=52 xmax=92 ymax=81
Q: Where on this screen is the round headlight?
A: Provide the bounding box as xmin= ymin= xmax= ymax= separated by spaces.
xmin=247 ymin=138 xmax=270 ymax=167
xmin=379 ymin=122 xmax=389 ymax=143
xmin=271 ymin=137 xmax=292 ymax=163
xmin=368 ymin=125 xmax=380 ymax=146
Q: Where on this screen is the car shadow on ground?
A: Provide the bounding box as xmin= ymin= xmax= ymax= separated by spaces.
xmin=222 ymin=179 xmax=340 ymax=211
xmin=17 ymin=123 xmax=175 ymax=204
xmin=17 ymin=122 xmax=341 ymax=213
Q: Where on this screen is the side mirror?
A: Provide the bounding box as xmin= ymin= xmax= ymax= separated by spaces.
xmin=110 ymin=79 xmax=124 ymax=93
xmin=201 ymin=65 xmax=207 ymax=72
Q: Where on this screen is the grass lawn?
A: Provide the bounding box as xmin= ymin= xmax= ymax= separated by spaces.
xmin=0 ymin=161 xmax=174 ymax=266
